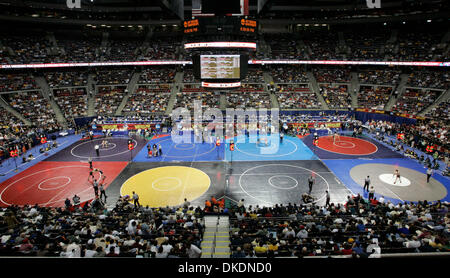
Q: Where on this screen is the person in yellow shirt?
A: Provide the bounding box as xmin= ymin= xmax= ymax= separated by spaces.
xmin=267 ymin=240 xmax=279 ymax=257
xmin=253 ymin=242 xmax=268 ymax=256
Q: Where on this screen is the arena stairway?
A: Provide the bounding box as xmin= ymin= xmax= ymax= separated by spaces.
xmin=201 ymin=215 xmax=231 ymax=258
xmin=263 ymin=72 xmax=279 ymax=109
xmin=349 ymin=72 xmax=360 ymax=108
xmin=384 ymin=73 xmax=409 ymax=111
xmin=164 ymin=72 xmax=183 ymax=115
xmin=0 ymin=95 xmax=31 ymax=125
xmin=35 ymin=76 xmax=68 ymax=128
xmin=306 ymin=71 xmax=329 ymax=110
xmin=115 ymin=71 xmax=141 ymax=116
xmin=419 ymin=88 xmax=450 ymax=117
xmin=87 ymin=74 xmax=97 ymax=117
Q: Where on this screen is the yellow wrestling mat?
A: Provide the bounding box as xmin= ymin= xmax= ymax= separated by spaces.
xmin=120 ymin=166 xmax=211 ymax=207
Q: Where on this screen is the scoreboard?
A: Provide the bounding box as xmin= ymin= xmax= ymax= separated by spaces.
xmin=184 ymin=19 xmax=199 ymax=34
xmin=239 ymin=19 xmax=257 ymax=33
xmin=183 ymin=17 xmax=257 ymax=35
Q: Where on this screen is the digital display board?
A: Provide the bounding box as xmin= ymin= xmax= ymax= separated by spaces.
xmin=239 ymin=19 xmax=257 ymax=33
xmin=200 ymin=55 xmax=240 ymax=79
xmin=183 ymin=19 xmax=199 ymax=34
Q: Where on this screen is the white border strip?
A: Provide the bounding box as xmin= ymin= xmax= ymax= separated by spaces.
xmin=201 ymin=81 xmax=241 ymax=88
xmin=249 ymin=60 xmax=449 ymax=67
xmin=184 ymin=42 xmax=257 ymax=49
xmin=0 ymin=60 xmax=447 ymax=69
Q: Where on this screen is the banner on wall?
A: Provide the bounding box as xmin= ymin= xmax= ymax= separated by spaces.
xmin=98 ymin=124 xmax=156 ymax=130
xmin=288 ymin=122 xmax=342 ymax=128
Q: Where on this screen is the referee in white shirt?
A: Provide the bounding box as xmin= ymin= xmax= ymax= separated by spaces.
xmin=426 ymin=168 xmax=433 ymax=183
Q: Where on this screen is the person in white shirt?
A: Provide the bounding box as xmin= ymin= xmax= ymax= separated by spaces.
xmin=186 ymin=242 xmax=202 ymax=258
xmin=84 ymin=244 xmax=98 ymax=258
xmin=95 ymin=144 xmax=100 ymax=156
xmin=64 ymin=242 xmax=81 ymax=258
xmin=426 ymin=168 xmax=433 ymax=183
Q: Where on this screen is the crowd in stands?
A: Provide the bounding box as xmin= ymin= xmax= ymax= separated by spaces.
xmin=319 ymin=84 xmax=351 ymax=109
xmin=94 ymin=69 xmax=132 ymax=86
xmin=139 ymin=68 xmax=176 ymax=84
xmin=123 ymin=85 xmax=171 ymax=114
xmin=426 ymin=99 xmax=450 ymax=122
xmin=357 ymin=85 xmax=393 ymax=110
xmin=396 ymin=32 xmax=440 ymax=62
xmin=367 ymin=120 xmax=449 ymax=165
xmin=265 ymin=34 xmax=309 ymax=60
xmin=45 ymin=71 xmax=88 ymax=88
xmin=270 ymin=66 xmax=308 ymax=83
xmin=0 ymin=28 xmax=447 ymax=64
xmin=229 ymin=197 xmax=449 ymax=258
xmin=174 ymin=91 xmax=220 ymax=111
xmin=103 ymin=39 xmax=143 ymax=62
xmin=53 ymin=88 xmax=88 ymax=119
xmin=406 ymin=70 xmax=449 ymax=89
xmin=343 ymin=30 xmax=388 ymax=61
xmin=1 ymin=35 xmax=52 ymax=64
xmin=54 ymin=37 xmax=102 ymax=63
xmin=0 ymin=74 xmax=38 ymax=92
xmin=302 ymin=31 xmax=346 ymax=60
xmin=94 ymin=86 xmax=126 ymax=115
xmin=0 ymin=197 xmax=205 ymax=258
xmin=4 ymin=91 xmax=60 ymax=130
xmin=242 ymin=68 xmax=264 ymax=83
xmin=227 ymin=91 xmax=271 ymax=109
xmin=182 ymin=68 xmax=197 ymax=83
xmin=393 ymin=88 xmax=443 ymax=115
xmin=313 ymin=68 xmax=350 ymax=83
xmin=358 ymin=69 xmax=401 ymax=85
xmin=275 ymin=85 xmax=321 ymax=109
xmin=143 ymin=39 xmax=180 ymax=61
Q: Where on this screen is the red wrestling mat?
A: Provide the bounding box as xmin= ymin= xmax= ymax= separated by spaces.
xmin=296 ymin=134 xmax=310 ymax=139
xmin=316 ymin=135 xmax=378 ymax=156
xmin=0 ymin=161 xmax=127 ymax=207
xmin=150 ymin=134 xmax=170 ymax=140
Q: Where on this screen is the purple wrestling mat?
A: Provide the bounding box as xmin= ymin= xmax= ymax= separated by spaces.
xmin=45 ymin=135 xmax=148 ymax=162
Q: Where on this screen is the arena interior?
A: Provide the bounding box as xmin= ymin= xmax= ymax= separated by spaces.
xmin=0 ymin=0 xmax=449 ymax=262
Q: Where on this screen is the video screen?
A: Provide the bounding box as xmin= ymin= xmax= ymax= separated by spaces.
xmin=200 ymin=55 xmax=240 ymax=79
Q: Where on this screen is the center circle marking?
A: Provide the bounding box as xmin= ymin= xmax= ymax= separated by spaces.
xmin=100 ymin=143 xmax=117 ymax=151
xmin=38 ymin=176 xmax=72 ymax=190
xmin=174 ymin=143 xmax=195 ymax=150
xmin=268 ymin=175 xmax=299 ymax=190
xmin=333 ymin=141 xmax=356 ymax=148
xmin=378 ymin=174 xmax=411 ymax=186
xmin=235 ymin=138 xmax=298 ymax=157
xmin=151 ymin=177 xmax=183 ymax=191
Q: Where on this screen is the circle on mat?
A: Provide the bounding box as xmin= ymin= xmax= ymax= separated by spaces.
xmin=235 ymin=139 xmax=298 ymax=157
xmin=100 ymin=143 xmax=117 ymax=151
xmin=70 ymin=137 xmax=137 ymax=159
xmin=349 ymin=163 xmax=447 ymax=202
xmin=378 ymin=174 xmax=411 ymax=186
xmin=333 ymin=141 xmax=356 ymax=149
xmin=158 ymin=138 xmax=216 ymax=158
xmin=174 ymin=143 xmax=195 ymax=150
xmin=38 ymin=176 xmax=72 ymax=190
xmin=0 ymin=165 xmax=102 ymax=207
xmin=268 ymin=175 xmax=299 ymax=190
xmin=120 ymin=166 xmax=211 ymax=207
xmin=316 ymin=136 xmax=377 ymax=156
xmin=239 ymin=164 xmax=329 ymax=205
xmin=152 ymin=177 xmax=182 ymax=191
